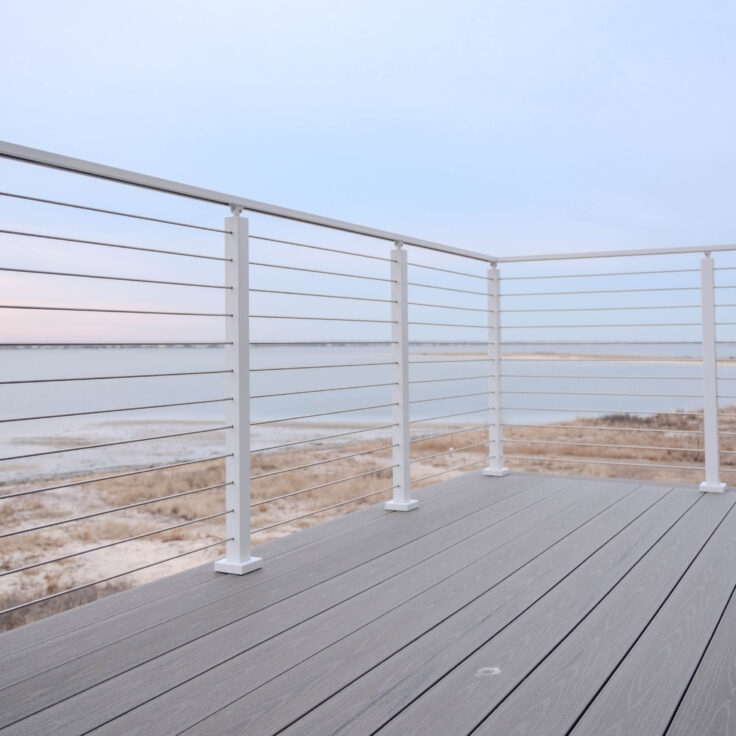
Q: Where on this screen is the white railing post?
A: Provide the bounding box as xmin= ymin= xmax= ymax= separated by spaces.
xmin=215 ymin=209 xmax=264 ymax=573
xmin=385 ymin=242 xmax=418 ymax=511
xmin=700 ymin=253 xmax=726 ymax=492
xmin=483 ymin=263 xmax=509 ymax=477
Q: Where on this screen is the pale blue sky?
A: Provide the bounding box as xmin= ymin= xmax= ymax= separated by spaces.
xmin=2 ymin=0 xmax=734 ymax=255
xmin=0 ymin=0 xmax=734 ymax=343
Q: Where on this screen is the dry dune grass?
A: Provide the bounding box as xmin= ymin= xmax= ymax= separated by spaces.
xmin=3 ymin=408 xmax=736 ymax=632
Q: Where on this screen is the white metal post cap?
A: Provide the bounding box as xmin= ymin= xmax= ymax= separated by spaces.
xmin=214 ymin=556 xmax=263 ymax=575
xmin=699 ymin=482 xmax=727 ymax=493
xmin=483 ymin=466 xmax=509 ymax=477
xmin=385 ymin=499 xmax=419 ymax=511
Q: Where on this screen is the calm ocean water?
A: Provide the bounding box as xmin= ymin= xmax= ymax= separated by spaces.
xmin=1 ymin=343 xmax=735 ymax=483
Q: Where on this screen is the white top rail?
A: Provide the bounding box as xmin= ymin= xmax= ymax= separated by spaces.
xmin=0 ymin=140 xmax=494 ymax=263
xmin=497 ymin=242 xmax=736 ymax=263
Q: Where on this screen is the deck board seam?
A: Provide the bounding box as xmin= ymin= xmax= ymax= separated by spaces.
xmin=0 ymin=477 xmax=577 ymax=727
xmin=367 ymin=485 xmax=683 ymax=735
xmin=558 ymin=497 xmax=736 ymax=736
xmin=0 ymin=471 xmax=523 ymax=663
xmin=167 ymin=483 xmax=645 ymax=735
xmin=662 ymin=583 xmax=736 ymax=736
xmin=43 ymin=479 xmax=588 ymax=733
xmin=0 ymin=474 xmax=555 ymax=693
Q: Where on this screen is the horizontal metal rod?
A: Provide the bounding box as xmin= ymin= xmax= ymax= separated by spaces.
xmin=251 ymin=382 xmax=395 ymax=399
xmin=505 ymin=453 xmax=704 ymax=471
xmin=501 ymin=322 xmax=701 ymax=329
xmin=502 ymin=373 xmax=703 ymax=381
xmin=251 ymin=361 xmax=396 ymax=372
xmin=504 ymin=437 xmax=705 ymax=453
xmin=0 ymin=141 xmax=493 ymax=262
xmin=504 ymin=356 xmax=705 ymax=364
xmin=409 ymin=374 xmax=492 ymax=384
xmin=0 ymin=266 xmax=228 ymax=290
xmin=501 ymin=340 xmax=702 ymax=345
xmin=251 ymin=464 xmax=397 ymax=507
xmin=503 ymin=389 xmax=701 ymax=398
xmin=249 ymin=234 xmax=391 ymax=262
xmin=0 ymin=190 xmax=228 ymax=233
xmin=410 ymin=440 xmax=488 ymax=464
xmin=251 ymin=486 xmax=396 ymax=534
xmin=501 ymin=267 xmax=700 ymax=280
xmin=503 ymin=406 xmax=714 ymax=417
xmin=502 ymin=422 xmax=704 ymax=435
xmin=250 ymin=443 xmax=396 ymax=480
xmin=501 ymin=286 xmax=700 ymax=297
xmin=249 ymin=260 xmax=393 ymax=283
xmin=0 ymin=510 xmax=230 ymax=578
xmin=409 ymin=320 xmax=485 ymax=328
xmin=410 ymin=407 xmax=489 ymax=424
xmin=408 ymin=281 xmax=486 ymax=296
xmin=251 ymin=341 xmax=398 ymax=346
xmin=407 ymin=260 xmax=488 ymax=280
xmin=0 ymin=369 xmax=230 ymax=386
xmin=0 ymin=425 xmax=231 ymax=463
xmin=410 ymin=424 xmax=492 ymax=444
xmin=250 ymin=402 xmax=396 ymax=425
xmin=502 ymin=304 xmax=700 ymax=313
xmin=497 ymin=243 xmax=736 ymax=263
xmin=0 ymin=454 xmax=231 ymax=500
xmin=408 ymin=358 xmax=490 ymax=364
xmin=0 ymin=538 xmax=229 ymax=616
xmin=252 ymin=423 xmax=397 ymax=453
xmin=0 ymin=482 xmax=231 ymax=539
xmin=0 ymin=342 xmax=231 ymax=347
xmin=251 ymin=288 xmax=392 ymax=304
xmin=411 ymin=458 xmax=486 ymax=484
xmin=408 ymin=301 xmax=490 ymax=313
xmin=0 ymin=397 xmax=231 ymax=424
xmin=250 ymin=314 xmax=394 ymax=324
xmin=0 ymin=228 xmax=228 ymax=261
xmin=409 ymin=391 xmax=488 ymax=404
xmin=0 ymin=304 xmax=230 ymax=317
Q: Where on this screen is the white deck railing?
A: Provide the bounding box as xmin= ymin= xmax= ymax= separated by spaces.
xmin=0 ymin=141 xmax=732 ymax=625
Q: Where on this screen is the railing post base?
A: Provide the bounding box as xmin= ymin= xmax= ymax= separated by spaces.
xmin=384 ymin=499 xmax=419 ymax=512
xmin=699 ymin=482 xmax=726 ymax=494
xmin=483 ymin=467 xmax=509 ymax=477
xmin=214 ymin=556 xmax=263 ymax=575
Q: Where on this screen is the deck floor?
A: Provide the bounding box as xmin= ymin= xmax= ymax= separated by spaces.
xmin=1 ymin=472 xmax=735 ymax=735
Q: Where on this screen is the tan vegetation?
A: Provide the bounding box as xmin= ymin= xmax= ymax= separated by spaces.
xmin=2 ymin=407 xmax=735 ymax=632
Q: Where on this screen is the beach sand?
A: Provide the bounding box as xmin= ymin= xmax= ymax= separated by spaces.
xmin=3 ymin=407 xmax=735 ymax=632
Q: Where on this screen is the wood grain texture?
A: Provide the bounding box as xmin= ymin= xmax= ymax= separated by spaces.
xmin=569 ymin=497 xmax=736 ymax=736
xmin=473 ymin=493 xmax=736 ymax=736
xmin=9 ymin=478 xmax=588 ymax=735
xmin=0 ymin=468 xmax=492 ymax=658
xmin=1 ymin=474 xmax=726 ymax=736
xmin=169 ymin=483 xmax=638 ymax=735
xmin=0 ymin=470 xmax=514 ymax=687
xmin=284 ymin=484 xmax=687 ymax=736
xmin=666 ymin=586 xmax=736 ymax=736
xmin=0 ymin=472 xmax=547 ymax=726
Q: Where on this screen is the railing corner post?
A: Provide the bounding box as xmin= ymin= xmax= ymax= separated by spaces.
xmin=699 ymin=253 xmax=726 ymax=493
xmin=385 ymin=242 xmax=418 ymax=511
xmin=214 ymin=207 xmax=264 ymax=573
xmin=483 ymin=262 xmax=509 ymax=478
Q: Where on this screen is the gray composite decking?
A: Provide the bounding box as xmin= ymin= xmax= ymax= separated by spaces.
xmin=1 ymin=471 xmax=735 ymax=735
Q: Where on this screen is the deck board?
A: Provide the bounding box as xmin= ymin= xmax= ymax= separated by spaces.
xmin=0 ymin=471 xmax=733 ymax=736
xmin=0 ymin=472 xmax=548 ymax=709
